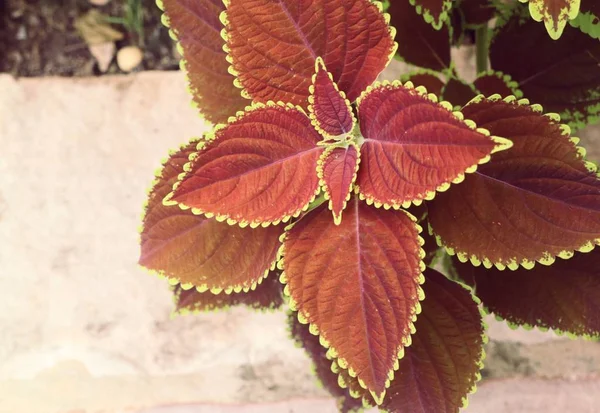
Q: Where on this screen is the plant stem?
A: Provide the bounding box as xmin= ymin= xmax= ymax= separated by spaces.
xmin=475 ymin=24 xmax=489 ymax=74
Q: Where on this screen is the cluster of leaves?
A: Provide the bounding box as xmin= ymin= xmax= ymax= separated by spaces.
xmin=139 ymin=0 xmax=600 ymax=411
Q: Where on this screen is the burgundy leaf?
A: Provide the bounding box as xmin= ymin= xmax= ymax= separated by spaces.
xmin=158 ymin=0 xmax=248 ymax=123
xmin=309 ymin=57 xmax=356 ymax=138
xmin=170 ymin=103 xmax=323 ymax=226
xmin=139 ymin=139 xmax=283 ymax=292
xmin=428 ymin=96 xmax=600 ymax=269
xmin=441 ymin=77 xmax=478 ymax=108
xmin=355 ymin=81 xmax=511 ymax=208
xmin=490 ymin=8 xmax=600 ymax=130
xmin=473 ymin=71 xmax=523 ymax=99
xmin=173 ymin=272 xmax=284 ymax=314
xmin=224 ymin=0 xmax=396 ymax=109
xmin=452 ymin=250 xmax=600 ymax=337
xmin=389 ymin=0 xmax=451 ymax=71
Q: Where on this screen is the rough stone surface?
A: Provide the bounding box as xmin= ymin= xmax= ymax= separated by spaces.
xmin=1 ymin=71 xmax=600 ymax=413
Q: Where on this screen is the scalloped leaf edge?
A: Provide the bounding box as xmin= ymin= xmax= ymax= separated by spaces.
xmin=353 ymin=80 xmax=513 ymax=210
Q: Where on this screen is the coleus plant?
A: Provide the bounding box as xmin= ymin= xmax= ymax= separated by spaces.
xmin=139 ymin=0 xmax=600 ymax=411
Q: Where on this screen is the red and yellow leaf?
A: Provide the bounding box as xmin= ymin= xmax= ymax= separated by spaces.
xmin=490 ymin=9 xmax=600 ymax=130
xmin=158 ymin=0 xmax=248 ymax=124
xmin=280 ymin=197 xmax=425 ymax=401
xmin=355 ymin=81 xmax=511 ymax=209
xmin=389 ymin=0 xmax=451 ymax=71
xmin=170 ymin=102 xmax=324 ymax=226
xmin=473 ymin=71 xmax=523 ymax=99
xmin=223 ymin=0 xmax=396 ymax=109
xmin=288 ymin=313 xmax=363 ymax=413
xmin=441 ymin=77 xmax=478 ymax=108
xmin=453 ymin=251 xmax=600 ymax=337
xmin=139 ymin=139 xmax=283 ymax=292
xmin=428 ymin=96 xmax=600 ymax=269
xmin=317 ymin=144 xmax=360 ymax=225
xmin=408 ymin=0 xmax=453 ymax=30
xmin=309 ymin=57 xmax=356 ymax=139
xmin=521 ymin=0 xmax=582 ymax=39
xmin=379 ymin=268 xmax=486 ymax=412
xmin=316 ymin=269 xmax=486 ymax=412
xmin=173 ymin=272 xmax=284 ymax=314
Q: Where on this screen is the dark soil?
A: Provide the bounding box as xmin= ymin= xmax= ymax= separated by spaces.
xmin=0 ymin=0 xmax=179 ymax=77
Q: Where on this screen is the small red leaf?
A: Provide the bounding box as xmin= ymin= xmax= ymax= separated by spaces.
xmin=282 ymin=197 xmax=425 ymax=401
xmin=171 ymin=103 xmax=324 ymax=226
xmin=318 ymin=144 xmax=360 ymax=224
xmin=224 ymin=0 xmax=396 ymax=109
xmin=139 ymin=140 xmax=283 ymax=292
xmin=441 ymin=77 xmax=478 ymax=108
xmin=490 ymin=9 xmax=600 ymax=130
xmin=409 ymin=0 xmax=453 ymax=30
xmin=452 ymin=250 xmax=600 ymax=337
xmin=389 ymin=0 xmax=451 ymax=71
xmin=473 ymin=71 xmax=523 ymax=99
xmin=309 ymin=58 xmax=356 ymax=138
xmin=401 ymin=71 xmax=445 ymax=97
xmin=355 ymin=81 xmax=511 ymax=208
xmin=524 ymin=0 xmax=582 ymax=39
xmin=288 ymin=313 xmax=363 ymax=413
xmin=380 ymin=268 xmax=485 ymax=412
xmin=428 ymin=96 xmax=600 ymax=269
xmin=159 ymin=0 xmax=248 ymax=123
xmin=173 ymin=272 xmax=284 ymax=314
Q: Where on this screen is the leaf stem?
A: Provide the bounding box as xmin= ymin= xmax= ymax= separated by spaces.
xmin=475 ymin=24 xmax=489 ymax=74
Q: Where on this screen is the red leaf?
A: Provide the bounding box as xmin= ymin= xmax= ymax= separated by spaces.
xmin=281 ymin=197 xmax=425 ymax=401
xmin=355 ymin=81 xmax=511 ymax=208
xmin=452 ymin=250 xmax=600 ymax=337
xmin=380 ymin=268 xmax=485 ymax=412
xmin=139 ymin=140 xmax=283 ymax=292
xmin=408 ymin=0 xmax=453 ymax=30
xmin=158 ymin=0 xmax=248 ymax=123
xmin=389 ymin=0 xmax=451 ymax=71
xmin=223 ymin=0 xmax=396 ymax=109
xmin=441 ymin=77 xmax=478 ymax=108
xmin=317 ymin=144 xmax=360 ymax=224
xmin=170 ymin=103 xmax=324 ymax=226
xmin=288 ymin=313 xmax=363 ymax=413
xmin=473 ymin=71 xmax=523 ymax=99
xmin=428 ymin=96 xmax=600 ymax=269
xmin=173 ymin=272 xmax=284 ymax=314
xmin=401 ymin=71 xmax=445 ymax=97
xmin=523 ymin=0 xmax=582 ymax=39
xmin=490 ymin=9 xmax=600 ymax=130
xmin=309 ymin=58 xmax=356 ymax=138
xmin=316 ymin=269 xmax=486 ymax=412
xmin=458 ymin=0 xmax=496 ymax=27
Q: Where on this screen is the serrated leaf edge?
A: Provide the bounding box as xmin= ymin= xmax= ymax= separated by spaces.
xmin=353 ymin=80 xmax=513 ymax=210
xmin=408 ymin=0 xmax=453 ymax=30
xmin=163 ymin=100 xmax=323 ymax=228
xmin=316 ymin=143 xmax=361 ymax=225
xmin=155 ymin=0 xmax=232 ymax=127
xmin=308 ymin=57 xmax=357 ymax=140
xmin=474 ymin=70 xmax=524 ymax=99
xmin=276 ymin=208 xmax=427 ymax=404
xmin=430 ymin=94 xmax=600 ymax=271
